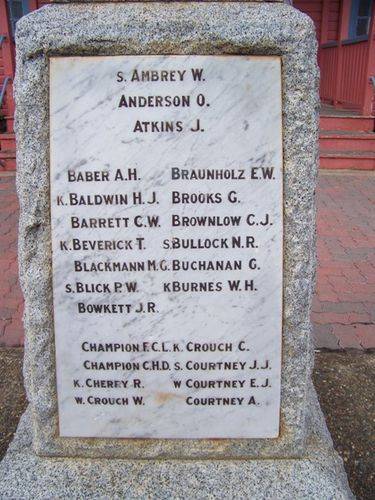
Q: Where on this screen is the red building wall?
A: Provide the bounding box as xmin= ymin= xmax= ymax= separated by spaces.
xmin=0 ymin=2 xmax=14 ymax=133
xmin=294 ymin=0 xmax=375 ymax=115
xmin=294 ymin=0 xmax=324 ymax=40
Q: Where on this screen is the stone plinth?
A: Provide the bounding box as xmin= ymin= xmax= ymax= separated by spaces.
xmin=14 ymin=0 xmax=318 ymax=460
xmin=0 ymin=387 xmax=353 ymax=499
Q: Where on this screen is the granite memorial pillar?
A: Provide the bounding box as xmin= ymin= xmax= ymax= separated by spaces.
xmin=0 ymin=0 xmax=353 ymax=497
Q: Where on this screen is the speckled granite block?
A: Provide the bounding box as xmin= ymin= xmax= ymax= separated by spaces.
xmin=53 ymin=0 xmax=285 ymax=3
xmin=0 ymin=386 xmax=353 ymax=499
xmin=14 ymin=0 xmax=319 ymax=460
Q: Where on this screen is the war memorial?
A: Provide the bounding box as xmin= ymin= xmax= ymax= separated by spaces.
xmin=0 ymin=0 xmax=353 ymax=497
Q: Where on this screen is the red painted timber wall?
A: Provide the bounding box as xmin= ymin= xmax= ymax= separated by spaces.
xmin=293 ymin=0 xmax=324 ymax=40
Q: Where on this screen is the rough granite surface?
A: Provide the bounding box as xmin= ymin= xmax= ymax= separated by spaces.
xmin=53 ymin=1 xmax=285 ymax=3
xmin=0 ymin=386 xmax=353 ymax=498
xmin=14 ymin=2 xmax=319 ymax=459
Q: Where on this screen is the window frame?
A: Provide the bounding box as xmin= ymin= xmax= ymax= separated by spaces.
xmin=7 ymin=0 xmax=30 ymax=40
xmin=349 ymin=0 xmax=373 ymax=39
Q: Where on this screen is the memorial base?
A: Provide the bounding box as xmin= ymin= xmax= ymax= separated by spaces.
xmin=0 ymin=389 xmax=353 ymax=499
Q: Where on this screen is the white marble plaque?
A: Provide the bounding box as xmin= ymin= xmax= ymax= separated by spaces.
xmin=50 ymin=55 xmax=283 ymax=439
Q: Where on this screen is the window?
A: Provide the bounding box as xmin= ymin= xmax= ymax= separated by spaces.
xmin=7 ymin=0 xmax=29 ymax=39
xmin=349 ymin=0 xmax=372 ymax=39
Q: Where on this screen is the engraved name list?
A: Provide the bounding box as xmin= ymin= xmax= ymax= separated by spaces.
xmin=49 ymin=55 xmax=283 ymax=439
